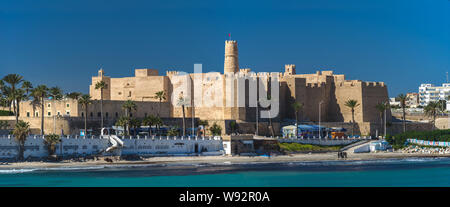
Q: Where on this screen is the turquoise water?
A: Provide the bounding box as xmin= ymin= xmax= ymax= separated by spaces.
xmin=1 ymin=157 xmax=450 ymax=187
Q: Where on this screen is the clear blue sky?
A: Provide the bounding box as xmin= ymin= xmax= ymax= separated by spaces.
xmin=1 ymin=0 xmax=449 ymax=97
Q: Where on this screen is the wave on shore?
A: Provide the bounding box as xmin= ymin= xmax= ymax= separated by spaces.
xmin=1 ymin=157 xmax=448 ymax=175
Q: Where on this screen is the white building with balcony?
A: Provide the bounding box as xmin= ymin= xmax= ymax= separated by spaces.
xmin=419 ymin=83 xmax=450 ymax=107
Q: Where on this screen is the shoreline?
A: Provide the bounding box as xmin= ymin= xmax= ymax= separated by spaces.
xmin=1 ymin=152 xmax=450 ymax=170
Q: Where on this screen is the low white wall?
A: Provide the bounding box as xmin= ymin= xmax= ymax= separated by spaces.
xmin=0 ymin=135 xmax=224 ymax=159
xmin=278 ymin=138 xmax=361 ymax=146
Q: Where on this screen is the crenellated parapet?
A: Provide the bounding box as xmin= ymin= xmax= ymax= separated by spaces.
xmin=306 ymin=82 xmax=326 ymax=88
xmin=363 ymin=81 xmax=386 ymax=87
xmin=166 ymin=71 xmax=180 ymax=76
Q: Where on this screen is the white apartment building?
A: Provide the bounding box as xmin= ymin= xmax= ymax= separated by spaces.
xmin=418 ymin=83 xmax=450 ymax=106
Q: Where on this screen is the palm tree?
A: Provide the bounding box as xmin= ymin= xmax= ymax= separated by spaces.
xmin=292 ymin=101 xmax=303 ymax=137
xmin=167 ymin=126 xmax=179 ymax=136
xmin=31 ymin=85 xmax=49 ymax=135
xmin=12 ymin=120 xmax=30 ymax=161
xmin=3 ymin=74 xmax=24 ymax=123
xmin=95 ymin=81 xmax=107 ymax=129
xmin=397 ymin=94 xmax=407 ymax=132
xmin=49 ymin=87 xmax=63 ymax=100
xmin=375 ymin=102 xmax=387 ymax=135
xmin=130 ymin=118 xmax=141 ymax=136
xmin=66 ymin=92 xmax=82 ymax=100
xmin=122 ymin=100 xmax=137 ymax=135
xmin=115 ymin=116 xmax=131 ymax=136
xmin=344 ymin=99 xmax=360 ymax=136
xmin=78 ymin=94 xmax=92 ymax=136
xmin=15 ymin=89 xmax=28 ymax=120
xmin=142 ymin=115 xmax=157 ymax=136
xmin=21 ymin=81 xmax=33 ymax=97
xmin=424 ymin=102 xmax=441 ymax=130
xmin=153 ymin=116 xmax=163 ymax=135
xmin=177 ymin=93 xmax=187 ymax=137
xmin=210 ymin=123 xmax=222 ymax=136
xmin=154 ymin=91 xmax=166 ymax=117
xmin=2 ymin=86 xmax=13 ymax=111
xmin=43 ymin=134 xmax=61 ymax=157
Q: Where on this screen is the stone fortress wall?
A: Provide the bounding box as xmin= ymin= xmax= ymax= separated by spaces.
xmin=81 ymin=40 xmax=391 ymax=136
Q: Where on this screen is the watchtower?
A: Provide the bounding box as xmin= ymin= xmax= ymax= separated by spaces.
xmin=224 ymin=40 xmax=239 ymax=74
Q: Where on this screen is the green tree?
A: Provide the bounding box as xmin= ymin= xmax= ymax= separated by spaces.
xmin=122 ymin=100 xmax=137 ymax=135
xmin=115 ymin=116 xmax=131 ymax=136
xmin=44 ymin=134 xmax=61 ymax=156
xmin=78 ymin=94 xmax=92 ymax=136
xmin=31 ymin=85 xmax=49 ymax=135
xmin=210 ymin=123 xmax=222 ymax=136
xmin=424 ymin=101 xmax=442 ymax=130
xmin=154 ymin=91 xmax=166 ymax=116
xmin=0 ymin=121 xmax=9 ymax=129
xmin=21 ymin=81 xmax=33 ymax=97
xmin=2 ymin=74 xmax=24 ymax=123
xmin=397 ymin=94 xmax=407 ymax=133
xmin=130 ymin=118 xmax=141 ymax=136
xmin=375 ymin=102 xmax=387 ymax=135
xmin=14 ymin=89 xmax=27 ymax=120
xmin=95 ymin=81 xmax=107 ymax=128
xmin=49 ymin=86 xmax=63 ymax=100
xmin=167 ymin=126 xmax=179 ymax=136
xmin=229 ymin=121 xmax=237 ymax=134
xmin=142 ymin=115 xmax=157 ymax=136
xmin=12 ymin=120 xmax=30 ymax=161
xmin=66 ymin=92 xmax=82 ymax=100
xmin=344 ymin=99 xmax=360 ymax=136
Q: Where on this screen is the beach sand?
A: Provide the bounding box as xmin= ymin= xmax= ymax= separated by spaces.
xmin=1 ymin=152 xmax=450 ymax=170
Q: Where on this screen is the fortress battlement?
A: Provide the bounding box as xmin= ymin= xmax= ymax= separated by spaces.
xmin=363 ymin=81 xmax=385 ymax=87
xmin=338 ymin=80 xmax=363 ymax=87
xmin=306 ymin=82 xmax=326 ymax=88
xmin=166 ymin=71 xmax=180 ymax=76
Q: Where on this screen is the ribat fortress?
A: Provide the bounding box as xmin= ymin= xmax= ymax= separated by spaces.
xmin=89 ymin=39 xmax=391 ymax=135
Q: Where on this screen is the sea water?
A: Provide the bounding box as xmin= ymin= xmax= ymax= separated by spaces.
xmin=1 ymin=157 xmax=450 ymax=187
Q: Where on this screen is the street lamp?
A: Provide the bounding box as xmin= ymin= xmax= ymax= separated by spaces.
xmin=319 ymin=101 xmax=323 ymax=139
xmin=384 ymin=101 xmax=387 ymax=138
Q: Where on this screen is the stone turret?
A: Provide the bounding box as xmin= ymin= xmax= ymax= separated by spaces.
xmin=224 ymin=40 xmax=239 ymax=74
xmin=285 ymin=64 xmax=296 ymax=75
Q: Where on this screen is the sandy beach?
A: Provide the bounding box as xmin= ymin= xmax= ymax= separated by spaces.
xmin=1 ymin=152 xmax=450 ymax=170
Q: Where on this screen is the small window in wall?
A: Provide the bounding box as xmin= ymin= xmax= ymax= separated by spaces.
xmin=66 ymin=111 xmax=70 ymax=115
xmin=130 ymin=113 xmax=133 ymax=117
xmin=128 ymin=91 xmax=132 ymax=97
xmin=115 ymin=112 xmax=119 ymax=118
xmin=97 ymin=112 xmax=101 ymax=117
xmin=81 ymin=112 xmax=84 ymax=117
xmin=66 ymin=104 xmax=70 ymax=108
xmin=48 ymin=111 xmax=51 ymax=116
xmin=118 ymin=92 xmax=122 ymax=95
xmin=105 ymin=112 xmax=109 ymax=118
xmin=35 ymin=112 xmax=39 ymax=117
xmin=26 ymin=112 xmax=30 ymax=117
xmin=47 ymin=103 xmax=51 ymax=108
xmin=90 ymin=112 xmax=93 ymax=117
xmin=57 ymin=111 xmax=61 ymax=116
